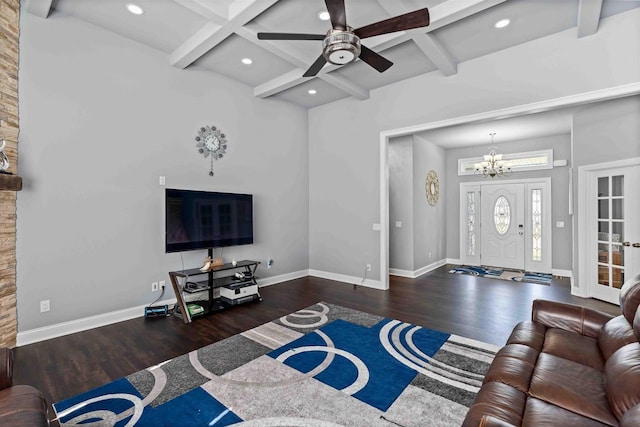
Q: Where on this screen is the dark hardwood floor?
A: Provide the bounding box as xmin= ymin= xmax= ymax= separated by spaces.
xmin=13 ymin=266 xmax=619 ymax=422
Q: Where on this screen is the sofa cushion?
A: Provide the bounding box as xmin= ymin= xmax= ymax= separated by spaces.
xmin=483 ymin=344 xmax=538 ymax=393
xmin=532 ymin=300 xmax=612 ymax=339
xmin=463 ymin=382 xmax=526 ymax=427
xmin=522 ymin=398 xmax=612 ymax=427
xmin=506 ymin=321 xmax=545 ymax=351
xmin=599 ymin=315 xmax=638 ymax=360
xmin=0 ymin=384 xmax=48 ymax=427
xmin=529 ymin=353 xmax=616 ymax=425
xmin=620 ymin=273 xmax=640 ymax=326
xmin=543 ymin=328 xmax=603 ymax=371
xmin=604 ymin=342 xmax=640 ymax=420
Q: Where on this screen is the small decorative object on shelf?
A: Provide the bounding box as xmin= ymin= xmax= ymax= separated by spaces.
xmin=195 ymin=125 xmax=228 ymax=176
xmin=232 ymin=258 xmax=237 ymax=267
xmin=199 ymin=256 xmax=225 ymax=272
xmin=0 ymin=139 xmax=10 ymax=173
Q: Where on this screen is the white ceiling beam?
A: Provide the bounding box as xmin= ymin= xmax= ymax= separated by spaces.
xmin=427 ymin=0 xmax=507 ymax=32
xmin=321 ymin=74 xmax=369 ymax=100
xmin=171 ymin=0 xmax=228 ymax=24
xmin=376 ymin=0 xmax=458 ymax=76
xmin=170 ymin=0 xmax=278 ymax=69
xmin=252 ymin=0 xmax=504 ymax=99
xmin=254 ymin=70 xmax=307 ymax=98
xmin=577 ymin=0 xmax=603 ymax=38
xmin=411 ymin=33 xmax=457 ymax=76
xmin=25 ymin=0 xmax=53 ymax=18
xmin=237 ymin=26 xmax=369 ymax=100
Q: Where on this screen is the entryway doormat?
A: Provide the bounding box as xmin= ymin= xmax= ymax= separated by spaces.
xmin=448 ymin=265 xmax=553 ymax=285
xmin=53 ymin=302 xmax=500 ymax=426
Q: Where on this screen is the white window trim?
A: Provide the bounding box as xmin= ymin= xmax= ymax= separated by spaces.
xmin=458 ymin=149 xmax=554 ymax=176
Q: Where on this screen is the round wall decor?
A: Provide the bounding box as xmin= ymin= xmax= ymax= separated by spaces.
xmin=425 ymin=170 xmax=439 ymax=206
xmin=195 ymin=125 xmax=227 ymax=176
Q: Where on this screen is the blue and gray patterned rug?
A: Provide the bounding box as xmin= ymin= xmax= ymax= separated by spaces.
xmin=53 ymin=303 xmax=499 ymax=426
xmin=449 ymin=265 xmax=553 ymax=285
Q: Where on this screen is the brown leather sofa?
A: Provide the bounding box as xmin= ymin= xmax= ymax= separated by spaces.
xmin=463 ymin=274 xmax=640 ymax=427
xmin=0 ymin=347 xmax=49 ymax=426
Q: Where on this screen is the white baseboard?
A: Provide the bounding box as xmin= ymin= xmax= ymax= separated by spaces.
xmin=16 ymin=296 xmax=177 ymax=347
xmin=446 ymin=258 xmax=461 ymax=265
xmin=257 ymin=270 xmax=309 ymax=287
xmin=308 ymin=269 xmax=384 ymax=290
xmin=551 ymin=269 xmax=573 ymax=278
xmin=390 ymin=259 xmax=447 ymax=279
xmin=16 ymin=271 xmax=310 ymax=347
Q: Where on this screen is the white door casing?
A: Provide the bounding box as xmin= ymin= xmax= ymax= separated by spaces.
xmin=460 ymin=178 xmax=552 ymax=273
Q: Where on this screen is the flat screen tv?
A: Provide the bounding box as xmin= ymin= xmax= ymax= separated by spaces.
xmin=165 ymin=189 xmax=254 ymax=253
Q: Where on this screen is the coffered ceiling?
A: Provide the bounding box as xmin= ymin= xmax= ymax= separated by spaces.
xmin=26 ymin=0 xmax=639 ymax=109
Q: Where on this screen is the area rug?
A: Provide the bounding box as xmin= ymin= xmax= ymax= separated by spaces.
xmin=448 ymin=265 xmax=553 ymax=285
xmin=53 ymin=302 xmax=499 ymax=426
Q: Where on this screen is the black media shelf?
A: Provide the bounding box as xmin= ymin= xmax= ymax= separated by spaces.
xmin=168 ymin=260 xmax=261 ymax=323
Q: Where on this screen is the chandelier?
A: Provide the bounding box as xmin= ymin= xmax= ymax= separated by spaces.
xmin=474 ymin=133 xmax=512 ymax=178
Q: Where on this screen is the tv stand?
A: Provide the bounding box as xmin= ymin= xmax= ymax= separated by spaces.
xmin=168 ymin=259 xmax=261 ymax=324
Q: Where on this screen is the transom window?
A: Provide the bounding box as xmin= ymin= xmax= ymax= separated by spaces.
xmin=458 ymin=149 xmax=553 ymax=176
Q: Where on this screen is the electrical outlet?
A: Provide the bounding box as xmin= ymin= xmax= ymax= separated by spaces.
xmin=159 ymin=176 xmax=165 ymax=186
xmin=40 ymin=300 xmax=50 ymax=313
xmin=429 ymin=251 xmax=432 ymax=258
xmin=159 ymin=280 xmax=165 ymax=289
xmin=366 ymin=264 xmax=371 ymax=272
xmin=152 ymin=282 xmax=159 ymax=292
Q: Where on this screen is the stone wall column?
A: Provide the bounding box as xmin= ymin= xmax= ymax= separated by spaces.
xmin=0 ymin=0 xmax=20 ymax=348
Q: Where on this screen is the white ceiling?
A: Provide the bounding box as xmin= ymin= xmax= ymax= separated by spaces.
xmin=27 ymin=0 xmax=640 ymax=110
xmin=415 ymin=106 xmax=580 ymax=148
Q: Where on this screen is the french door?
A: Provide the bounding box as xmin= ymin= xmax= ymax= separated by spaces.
xmin=589 ymin=165 xmax=640 ymax=304
xmin=460 ymin=179 xmax=552 ymax=273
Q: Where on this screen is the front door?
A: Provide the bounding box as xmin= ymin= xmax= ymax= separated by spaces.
xmin=590 ymin=165 xmax=640 ymax=304
xmin=480 ymin=184 xmax=525 ymax=270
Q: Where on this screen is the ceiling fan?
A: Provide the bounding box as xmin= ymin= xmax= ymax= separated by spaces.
xmin=257 ymin=0 xmax=430 ymax=77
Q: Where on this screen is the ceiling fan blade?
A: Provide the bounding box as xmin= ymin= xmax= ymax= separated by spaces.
xmin=359 ymin=45 xmax=393 ymax=73
xmin=257 ymin=32 xmax=325 ymax=41
xmin=303 ymin=54 xmax=327 ymax=77
xmin=354 ymin=8 xmax=430 ymax=39
xmin=325 ymin=0 xmax=347 ymax=30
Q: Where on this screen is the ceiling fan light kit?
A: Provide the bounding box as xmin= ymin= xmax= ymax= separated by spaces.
xmin=323 ymin=28 xmax=360 ymax=65
xmin=257 ymin=0 xmax=429 ymax=77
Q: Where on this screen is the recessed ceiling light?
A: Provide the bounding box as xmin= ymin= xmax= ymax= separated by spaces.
xmin=494 ymin=19 xmax=510 ymax=29
xmin=318 ymin=11 xmax=330 ymax=21
xmin=241 ymin=58 xmax=253 ymax=65
xmin=308 ymin=89 xmax=317 ymax=95
xmin=126 ymin=3 xmax=144 ymax=15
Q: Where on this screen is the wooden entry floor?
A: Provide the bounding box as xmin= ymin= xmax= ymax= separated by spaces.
xmin=14 ymin=266 xmax=618 ymax=423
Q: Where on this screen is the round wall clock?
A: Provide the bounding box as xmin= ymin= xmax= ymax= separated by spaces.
xmin=195 ymin=125 xmax=227 ymax=176
xmin=425 ymin=170 xmax=439 ymax=207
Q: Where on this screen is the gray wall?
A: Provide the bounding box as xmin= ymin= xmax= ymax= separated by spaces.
xmin=17 ymin=13 xmax=309 ymax=331
xmin=308 ymin=10 xmax=638 ymax=281
xmin=571 ymin=96 xmax=640 ymax=292
xmin=412 ymin=135 xmax=446 ymax=269
xmin=389 ymin=136 xmax=414 ymax=271
xmin=445 ymin=134 xmax=573 ymax=270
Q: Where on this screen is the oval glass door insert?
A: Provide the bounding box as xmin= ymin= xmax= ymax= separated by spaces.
xmin=494 ymin=196 xmax=511 ymax=235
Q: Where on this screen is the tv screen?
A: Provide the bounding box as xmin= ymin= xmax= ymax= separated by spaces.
xmin=165 ymin=189 xmax=253 ymax=253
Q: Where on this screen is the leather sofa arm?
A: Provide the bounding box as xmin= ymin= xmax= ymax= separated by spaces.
xmin=0 ymin=347 xmax=13 ymax=390
xmin=532 ymin=299 xmax=613 ymax=339
xmin=479 ymin=415 xmax=517 ymax=427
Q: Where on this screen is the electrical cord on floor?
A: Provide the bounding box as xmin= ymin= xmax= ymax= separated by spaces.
xmin=149 ymin=283 xmax=165 ymax=307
